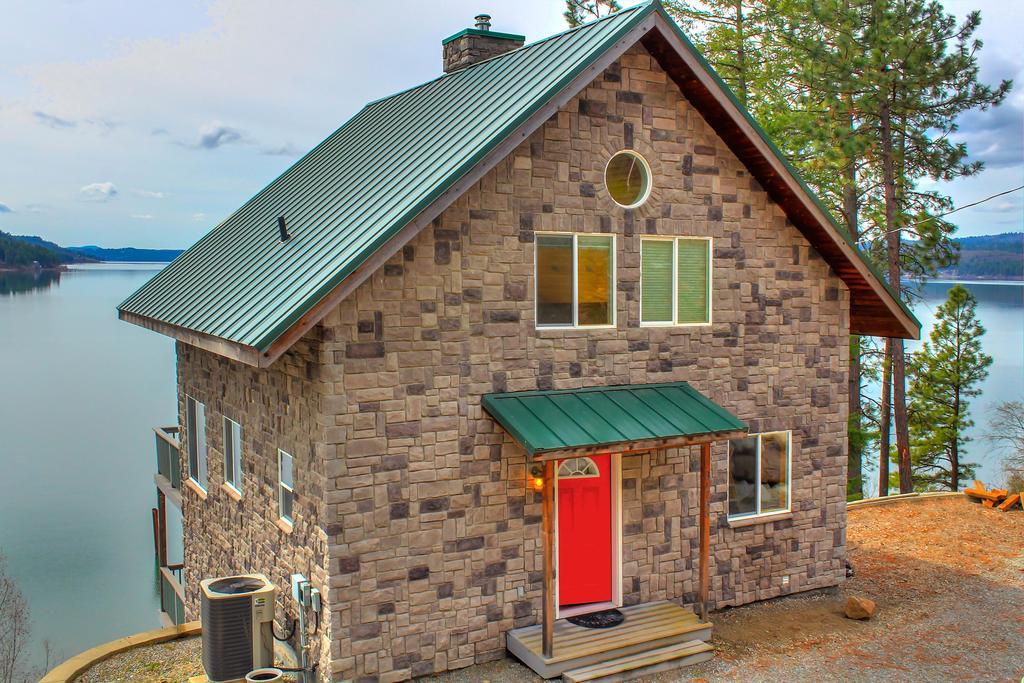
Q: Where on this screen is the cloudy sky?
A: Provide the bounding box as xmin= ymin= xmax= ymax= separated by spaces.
xmin=0 ymin=0 xmax=1020 ymax=248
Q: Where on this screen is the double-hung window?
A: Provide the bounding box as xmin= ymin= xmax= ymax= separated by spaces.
xmin=728 ymin=431 xmax=791 ymax=518
xmin=640 ymin=237 xmax=712 ymax=325
xmin=223 ymin=417 xmax=242 ymax=494
xmin=185 ymin=396 xmax=207 ymax=490
xmin=278 ymin=450 xmax=294 ymax=524
xmin=535 ymin=233 xmax=615 ymax=328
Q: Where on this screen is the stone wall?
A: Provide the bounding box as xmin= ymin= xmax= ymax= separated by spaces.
xmin=175 ymin=337 xmax=332 ymax=674
xmin=442 ymin=33 xmax=524 ymax=73
xmin=316 ymin=42 xmax=850 ymax=682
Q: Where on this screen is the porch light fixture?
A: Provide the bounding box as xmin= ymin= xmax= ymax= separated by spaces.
xmin=529 ymin=465 xmax=545 ymax=492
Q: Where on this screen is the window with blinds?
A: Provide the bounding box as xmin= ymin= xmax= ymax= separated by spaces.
xmin=640 ymin=237 xmax=711 ymax=325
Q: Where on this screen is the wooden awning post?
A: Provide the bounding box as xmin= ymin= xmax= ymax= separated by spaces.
xmin=541 ymin=459 xmax=555 ymax=659
xmin=698 ymin=441 xmax=711 ymax=622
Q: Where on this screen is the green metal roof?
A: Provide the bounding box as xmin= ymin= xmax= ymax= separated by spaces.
xmin=119 ymin=0 xmax=917 ymax=356
xmin=118 ymin=3 xmax=653 ymax=352
xmin=482 ymin=382 xmax=746 ymax=456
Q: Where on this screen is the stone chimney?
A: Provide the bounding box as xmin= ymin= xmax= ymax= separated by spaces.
xmin=442 ymin=14 xmax=525 ymax=73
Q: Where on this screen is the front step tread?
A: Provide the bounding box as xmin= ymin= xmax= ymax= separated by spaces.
xmin=561 ymin=639 xmax=714 ymax=683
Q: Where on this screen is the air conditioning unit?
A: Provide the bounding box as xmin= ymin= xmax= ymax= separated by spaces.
xmin=201 ymin=573 xmax=276 ymax=682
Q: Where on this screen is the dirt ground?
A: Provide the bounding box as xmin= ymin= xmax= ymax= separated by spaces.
xmin=75 ymin=496 xmax=1022 ymax=682
xmin=429 ymin=496 xmax=1024 ymax=683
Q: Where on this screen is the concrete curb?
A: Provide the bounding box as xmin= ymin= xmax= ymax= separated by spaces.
xmin=847 ymin=491 xmax=963 ymax=510
xmin=40 ymin=620 xmax=201 ymax=683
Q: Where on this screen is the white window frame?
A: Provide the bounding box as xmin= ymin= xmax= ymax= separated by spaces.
xmin=604 ymin=150 xmax=653 ymax=209
xmin=727 ymin=430 xmax=792 ymax=520
xmin=185 ymin=395 xmax=207 ymax=491
xmin=223 ymin=417 xmax=242 ymax=495
xmin=639 ymin=236 xmax=713 ymax=327
xmin=534 ymin=232 xmax=617 ymax=330
xmin=278 ymin=449 xmax=294 ymax=523
xmin=724 ymin=430 xmax=794 ymax=520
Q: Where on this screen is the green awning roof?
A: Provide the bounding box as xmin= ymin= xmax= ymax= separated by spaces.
xmin=482 ymin=382 xmax=746 ymax=457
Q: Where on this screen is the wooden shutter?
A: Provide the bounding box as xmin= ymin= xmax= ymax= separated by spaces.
xmin=641 ymin=240 xmax=673 ymax=323
xmin=677 ymin=239 xmax=710 ymax=324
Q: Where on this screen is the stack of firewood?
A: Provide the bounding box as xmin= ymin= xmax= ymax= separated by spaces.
xmin=964 ymin=480 xmax=1022 ymax=512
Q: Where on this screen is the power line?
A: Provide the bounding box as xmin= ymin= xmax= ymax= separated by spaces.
xmin=925 ymin=185 xmax=1024 ymax=222
xmin=865 ymin=185 xmax=1024 ymax=239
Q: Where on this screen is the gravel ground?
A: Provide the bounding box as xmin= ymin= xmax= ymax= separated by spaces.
xmin=75 ymin=497 xmax=1022 ymax=682
xmin=75 ymin=636 xmax=203 ymax=682
xmin=427 ymin=496 xmax=1024 ymax=683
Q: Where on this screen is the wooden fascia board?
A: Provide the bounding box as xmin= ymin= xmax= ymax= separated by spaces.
xmin=118 ymin=310 xmax=262 ymax=367
xmin=528 ymin=429 xmax=749 ymax=461
xmin=258 ymin=13 xmax=662 ymax=367
xmin=644 ymin=15 xmax=919 ymax=340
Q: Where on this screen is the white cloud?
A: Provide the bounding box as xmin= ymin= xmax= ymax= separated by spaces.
xmin=191 ymin=212 xmax=207 ymax=221
xmin=132 ymin=189 xmax=166 ymax=199
xmin=193 ymin=121 xmax=244 ymax=150
xmin=0 ymin=202 xmax=12 ymax=213
xmin=130 ymin=213 xmax=154 ymax=220
xmin=79 ymin=182 xmax=118 ymax=201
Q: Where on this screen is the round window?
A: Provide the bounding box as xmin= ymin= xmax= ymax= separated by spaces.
xmin=604 ymin=150 xmax=651 ymax=208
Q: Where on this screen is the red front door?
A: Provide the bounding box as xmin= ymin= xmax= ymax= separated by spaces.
xmin=557 ymin=454 xmax=612 ymax=608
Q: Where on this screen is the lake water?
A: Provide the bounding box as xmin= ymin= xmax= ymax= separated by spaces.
xmin=0 ymin=265 xmax=1021 ymax=669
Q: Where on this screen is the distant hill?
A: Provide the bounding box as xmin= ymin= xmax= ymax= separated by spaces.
xmin=67 ymin=245 xmax=183 ymax=262
xmin=0 ymin=231 xmax=94 ymax=269
xmin=1 ymin=232 xmax=182 ymax=270
xmin=939 ymin=232 xmax=1023 ymax=281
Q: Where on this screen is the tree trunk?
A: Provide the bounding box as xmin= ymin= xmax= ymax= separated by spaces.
xmin=951 ymin=388 xmax=960 ymax=491
xmin=734 ymin=1 xmax=748 ymax=106
xmin=879 ymin=340 xmax=892 ymax=496
xmin=843 ymin=126 xmax=862 ymax=497
xmin=879 ymin=96 xmax=913 ymax=493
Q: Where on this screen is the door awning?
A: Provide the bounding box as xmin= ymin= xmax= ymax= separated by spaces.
xmin=482 ymin=382 xmax=747 ymax=460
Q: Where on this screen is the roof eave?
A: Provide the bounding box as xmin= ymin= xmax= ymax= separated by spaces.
xmin=118 ymin=309 xmax=263 ymax=367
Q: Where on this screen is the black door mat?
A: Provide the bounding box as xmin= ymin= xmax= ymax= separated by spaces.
xmin=567 ymin=608 xmax=625 ymax=629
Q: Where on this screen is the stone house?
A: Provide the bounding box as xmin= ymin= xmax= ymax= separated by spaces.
xmin=121 ymin=2 xmax=918 ymax=681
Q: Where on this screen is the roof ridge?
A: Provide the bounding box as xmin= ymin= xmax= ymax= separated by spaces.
xmin=364 ymin=1 xmax=653 ymax=109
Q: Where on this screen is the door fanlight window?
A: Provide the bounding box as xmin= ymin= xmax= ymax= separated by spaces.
xmin=558 ymin=457 xmax=600 ymax=478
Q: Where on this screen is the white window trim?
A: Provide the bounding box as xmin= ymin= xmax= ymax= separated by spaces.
xmin=534 ymin=232 xmax=618 ymax=330
xmin=639 ymin=235 xmax=713 ymax=327
xmin=278 ymin=449 xmax=294 ymax=523
xmin=728 ymin=430 xmax=792 ymax=520
xmin=223 ymin=417 xmax=242 ymax=495
xmin=604 ymin=150 xmax=653 ymax=209
xmin=185 ymin=394 xmax=207 ymax=492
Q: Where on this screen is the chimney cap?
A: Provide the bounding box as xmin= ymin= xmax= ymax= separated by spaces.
xmin=474 ymin=14 xmax=492 ymax=30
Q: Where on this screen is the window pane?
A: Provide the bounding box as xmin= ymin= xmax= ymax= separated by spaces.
xmin=223 ymin=418 xmax=234 ymax=484
xmin=186 ymin=398 xmax=198 ymax=478
xmin=536 ymin=234 xmax=573 ymax=326
xmin=576 ymin=235 xmax=613 ymax=326
xmin=195 ymin=402 xmax=207 ymax=487
xmin=760 ymin=432 xmax=789 ymax=512
xmin=677 ymin=239 xmax=709 ymax=324
xmin=605 ymin=152 xmax=650 ymax=207
xmin=729 ymin=436 xmax=758 ymax=516
xmin=280 ymin=451 xmax=293 ymax=488
xmin=232 ymin=421 xmax=242 ymax=490
xmin=641 ymin=240 xmax=673 ymax=323
xmin=281 ymin=489 xmax=293 ymax=521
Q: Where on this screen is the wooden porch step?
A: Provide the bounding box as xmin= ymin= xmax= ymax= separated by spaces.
xmin=506 ymin=601 xmax=712 ymax=678
xmin=561 ymin=639 xmax=714 ymax=682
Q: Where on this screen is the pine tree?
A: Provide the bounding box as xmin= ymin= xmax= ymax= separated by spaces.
xmin=908 ymin=285 xmax=991 ymax=491
xmin=564 ymin=0 xmax=622 ymax=27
